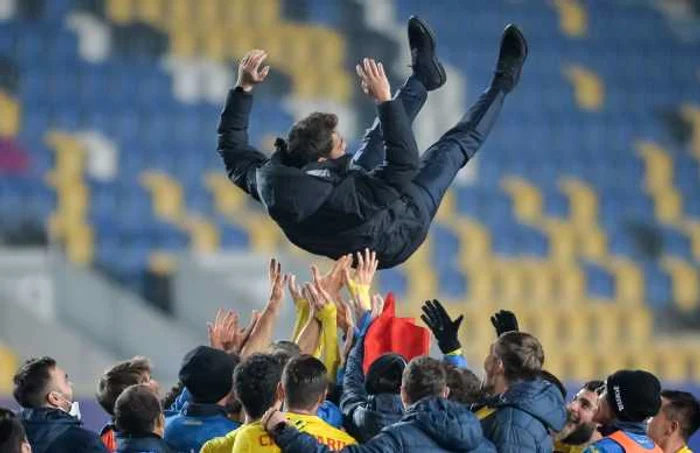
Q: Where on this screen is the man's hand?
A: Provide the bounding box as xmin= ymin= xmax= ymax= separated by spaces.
xmin=356 ymin=58 xmax=391 ymax=103
xmin=311 ymin=254 xmax=351 ymax=301
xmin=208 ymin=309 xmax=238 ymax=351
xmin=421 ymin=299 xmax=463 ymax=354
xmin=288 ymin=274 xmax=304 ymax=302
xmin=262 ymin=403 xmax=287 ymax=432
xmin=371 ymin=293 xmax=385 ymax=320
xmin=236 ymin=49 xmax=270 ymax=92
xmin=490 ymin=310 xmax=519 ymax=336
xmin=268 ymin=258 xmax=289 ymax=309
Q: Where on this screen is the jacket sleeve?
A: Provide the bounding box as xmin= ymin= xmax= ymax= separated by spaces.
xmin=371 ymin=99 xmax=420 ymax=189
xmin=443 ymin=349 xmax=468 ymax=368
xmin=274 ymin=424 xmax=400 ymax=453
xmin=484 ymin=410 xmax=538 ymax=453
xmin=340 ymin=334 xmax=369 ymax=426
xmin=217 ymin=87 xmax=269 ymax=200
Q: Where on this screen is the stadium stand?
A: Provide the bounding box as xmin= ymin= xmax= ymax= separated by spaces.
xmin=0 ymin=0 xmax=699 ymax=384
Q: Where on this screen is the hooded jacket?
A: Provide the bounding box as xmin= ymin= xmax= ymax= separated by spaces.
xmin=478 ymin=378 xmax=567 ymax=453
xmin=218 ymin=88 xmax=430 ymax=269
xmin=116 ymin=434 xmax=173 ymax=453
xmin=163 ymin=402 xmax=239 ymax=453
xmin=20 ymin=407 xmax=108 ymax=453
xmin=272 ymin=397 xmax=497 ymax=453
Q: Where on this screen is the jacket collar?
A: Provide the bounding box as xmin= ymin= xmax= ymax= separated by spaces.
xmin=21 ymin=407 xmax=81 ymax=426
xmin=599 ymin=419 xmax=649 ymax=437
xmin=301 ymin=155 xmax=351 ymax=181
xmin=181 ymin=402 xmax=228 ymax=418
xmin=117 ymin=433 xmax=170 ymax=452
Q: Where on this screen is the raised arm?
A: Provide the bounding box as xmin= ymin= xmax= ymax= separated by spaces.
xmin=355 ymin=58 xmax=420 ymax=188
xmin=218 ymin=49 xmax=272 ymax=199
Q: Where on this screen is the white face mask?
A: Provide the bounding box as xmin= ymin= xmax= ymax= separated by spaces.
xmin=68 ymin=401 xmax=81 ymax=420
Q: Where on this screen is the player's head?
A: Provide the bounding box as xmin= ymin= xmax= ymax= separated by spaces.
xmin=234 ymin=354 xmax=284 ymax=421
xmin=648 ymin=390 xmax=700 ymax=448
xmin=97 ymin=356 xmax=158 ymax=416
xmin=365 ymin=353 xmax=406 ymax=395
xmin=114 ymin=384 xmax=164 ymax=438
xmin=281 ymin=355 xmax=328 ymax=413
xmin=595 ymin=370 xmax=661 ymax=425
xmin=400 ymin=356 xmax=449 ymax=407
xmin=483 ymin=332 xmax=544 ymax=394
xmin=557 ymin=380 xmax=604 ymax=445
xmin=282 ymin=112 xmax=346 ymax=166
xmin=0 ymin=408 xmax=31 ymax=453
xmin=444 ymin=364 xmax=482 ymax=405
xmin=13 ymin=357 xmax=74 ymax=411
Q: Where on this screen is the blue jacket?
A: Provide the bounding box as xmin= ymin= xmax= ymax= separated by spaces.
xmin=116 ymin=434 xmax=173 ymax=453
xmin=583 ymin=421 xmax=657 ymax=453
xmin=479 ymin=378 xmax=567 ymax=453
xmin=21 ymin=407 xmax=108 ymax=453
xmin=274 ymin=397 xmax=497 ymax=453
xmin=164 ymin=403 xmax=239 ymax=453
xmin=340 ymin=334 xmax=404 ymax=442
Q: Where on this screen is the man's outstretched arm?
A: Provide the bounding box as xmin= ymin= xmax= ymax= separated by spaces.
xmin=218 ymin=49 xmax=271 ymax=200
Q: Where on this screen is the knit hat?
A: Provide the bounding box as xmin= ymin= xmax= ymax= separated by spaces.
xmin=365 ymin=353 xmax=407 ymax=395
xmin=179 ymin=346 xmax=235 ymax=404
xmin=605 ymin=369 xmax=661 ymax=422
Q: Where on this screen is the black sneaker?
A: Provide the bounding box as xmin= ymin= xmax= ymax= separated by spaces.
xmin=408 ymin=16 xmax=447 ymax=91
xmin=493 ymin=24 xmax=528 ymax=92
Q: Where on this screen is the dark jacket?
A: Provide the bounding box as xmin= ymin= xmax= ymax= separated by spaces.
xmin=21 ymin=408 xmax=108 ymax=453
xmin=273 ymin=397 xmax=497 ymax=453
xmin=340 ymin=334 xmax=403 ymax=442
xmin=116 ymin=434 xmax=172 ymax=453
xmin=164 ymin=402 xmax=239 ymax=453
xmin=479 ymin=378 xmax=567 ymax=453
xmin=218 ymin=88 xmax=430 ymax=268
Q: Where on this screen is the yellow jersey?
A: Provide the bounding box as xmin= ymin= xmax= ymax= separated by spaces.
xmin=554 ymin=440 xmax=588 ymax=453
xmin=199 ymin=413 xmax=356 ymax=453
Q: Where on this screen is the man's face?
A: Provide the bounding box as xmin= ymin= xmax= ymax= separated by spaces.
xmin=142 ymin=372 xmax=160 ymax=396
xmin=593 ymin=389 xmax=614 ymax=425
xmin=482 ymin=343 xmax=502 ymax=393
xmin=568 ymin=389 xmax=600 ymax=426
xmin=328 ymin=130 xmax=347 ymax=160
xmin=48 ymin=366 xmax=73 ymax=409
xmin=647 ymin=397 xmax=672 ymax=446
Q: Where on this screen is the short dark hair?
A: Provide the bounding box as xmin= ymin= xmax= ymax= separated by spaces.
xmin=0 ymin=408 xmax=26 ymax=453
xmin=494 ymin=332 xmax=544 ymax=381
xmin=114 ymin=384 xmax=162 ymax=437
xmin=271 ymin=341 xmax=301 ymax=366
xmin=402 ymin=356 xmax=446 ymax=404
xmin=366 ymin=353 xmax=406 ymax=395
xmin=582 ymin=380 xmax=605 ymax=395
xmin=234 ymin=354 xmax=284 ymax=420
xmin=13 ymin=356 xmax=56 ymax=408
xmin=445 ymin=364 xmax=482 ymax=405
xmin=661 ymin=390 xmax=700 ymax=441
xmin=285 ymin=112 xmax=338 ymax=166
xmin=282 ymin=355 xmax=327 ymax=411
xmin=97 ymin=357 xmax=152 ymax=416
xmin=540 ymin=370 xmax=567 ymax=399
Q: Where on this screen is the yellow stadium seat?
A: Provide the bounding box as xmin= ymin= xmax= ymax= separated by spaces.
xmin=559 ymin=178 xmax=598 ymax=227
xmin=598 ymin=351 xmax=627 ymax=377
xmin=552 ymin=0 xmax=587 ymax=38
xmin=168 ymin=31 xmax=197 ymax=58
xmin=315 ymin=29 xmax=346 ymax=69
xmin=134 ymin=0 xmax=163 ymax=26
xmin=250 ymin=0 xmax=281 ymax=26
xmin=182 ymin=215 xmax=220 ymax=253
xmin=163 ymin=0 xmax=190 ymax=29
xmin=559 ymin=308 xmax=590 ymax=348
xmin=557 ymin=265 xmax=585 ymax=304
xmin=543 ymin=222 xmax=577 ymax=262
xmin=653 ymin=189 xmax=683 ymax=224
xmin=636 ymin=141 xmax=674 ymax=193
xmin=527 ymin=261 xmax=557 ymax=304
xmin=106 ymin=0 xmax=134 ymax=24
xmin=657 ymin=347 xmax=689 ymax=381
xmin=497 ymin=264 xmax=528 ymax=308
xmin=149 ymin=251 xmax=178 ymax=275
xmin=0 ymin=90 xmax=20 ymax=137
xmin=577 ymin=226 xmax=607 ymax=259
xmin=465 ymin=265 xmax=496 ymax=303
xmin=625 ymin=349 xmax=656 ymax=374
xmin=602 ymin=258 xmax=644 ymax=306
xmin=623 ymin=308 xmax=652 ymax=343
xmin=588 ymin=304 xmax=619 ymax=349
xmin=522 ymin=308 xmax=558 ymax=352
xmin=501 ymin=177 xmax=543 ymax=223
xmin=680 ymin=104 xmax=700 ymax=160
xmin=460 ymin=304 xmax=493 ymax=356
xmin=682 ymin=222 xmax=700 ymax=260
xmin=192 ymin=0 xmax=221 ymax=32
xmin=435 ymin=190 xmax=455 ymax=222
xmin=661 ymin=258 xmax=700 ymax=313
xmin=0 ymin=344 xmax=18 ymax=393
xmin=544 ymin=352 xmax=565 ymax=381
xmin=203 ymin=32 xmax=227 ymax=62
xmin=567 ymin=350 xmax=597 ymax=382
xmin=562 ymin=65 xmax=604 ymax=111
xmin=205 ymin=173 xmax=248 ymax=214
xmin=455 ymin=218 xmax=492 ymax=266
xmin=221 ymin=0 xmax=248 ymax=26
xmin=691 ymin=349 xmax=700 ymax=382
xmin=66 ymin=224 xmax=94 ymax=265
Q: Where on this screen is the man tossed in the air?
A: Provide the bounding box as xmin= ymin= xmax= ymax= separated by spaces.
xmin=218 ymin=17 xmax=527 ymax=269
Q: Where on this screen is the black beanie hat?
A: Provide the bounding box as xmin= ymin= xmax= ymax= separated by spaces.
xmin=605 ymin=369 xmax=661 ymax=422
xmin=365 ymin=353 xmax=407 ymax=395
xmin=179 ymin=346 xmax=235 ymax=404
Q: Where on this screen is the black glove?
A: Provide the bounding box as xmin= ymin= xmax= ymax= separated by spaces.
xmin=490 ymin=310 xmax=519 ymax=336
xmin=421 ymin=299 xmax=463 ymax=354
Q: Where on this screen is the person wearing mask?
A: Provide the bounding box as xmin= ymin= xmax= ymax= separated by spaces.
xmin=477 ymin=331 xmax=567 ymax=452
xmin=583 ymin=370 xmax=663 ymax=453
xmin=96 ymin=357 xmax=159 ymax=452
xmin=555 ymin=381 xmax=605 ymax=453
xmin=164 ymin=346 xmax=240 ymax=452
xmin=647 ymin=390 xmax=700 ymax=453
xmin=0 ymin=407 xmax=32 ymax=453
xmin=114 ymin=384 xmax=171 ymax=453
xmin=262 ymin=356 xmax=496 ymax=453
xmin=12 ymin=356 xmax=107 ymax=453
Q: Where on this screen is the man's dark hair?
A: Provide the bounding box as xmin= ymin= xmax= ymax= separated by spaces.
xmin=97 ymin=357 xmax=152 ymax=416
xmin=366 ymin=353 xmax=406 ymax=395
xmin=582 ymin=380 xmax=605 ymax=395
xmin=282 ymin=355 xmax=327 ymax=411
xmin=284 ymin=112 xmax=338 ymax=166
xmin=661 ymin=390 xmax=700 ymax=441
xmin=494 ymin=331 xmax=544 ymax=381
xmin=271 ymin=341 xmax=301 ymax=366
xmin=402 ymin=356 xmax=447 ymax=404
xmin=234 ymin=354 xmax=284 ymax=420
xmin=540 ymin=370 xmax=566 ymax=399
xmin=0 ymin=408 xmax=26 ymax=453
xmin=445 ymin=364 xmax=482 ymax=405
xmin=12 ymin=356 xmax=56 ymax=408
xmin=114 ymin=384 xmax=162 ymax=437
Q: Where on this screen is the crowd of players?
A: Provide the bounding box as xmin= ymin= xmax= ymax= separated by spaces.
xmin=1 ymin=250 xmax=699 ymax=453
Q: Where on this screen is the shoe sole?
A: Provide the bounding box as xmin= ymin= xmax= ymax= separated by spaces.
xmin=409 ymin=17 xmax=447 ymax=89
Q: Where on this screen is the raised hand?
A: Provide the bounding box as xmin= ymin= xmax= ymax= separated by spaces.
xmin=355 ymin=58 xmax=391 ymax=103
xmin=421 ymin=299 xmax=463 ymax=354
xmin=288 ymin=274 xmax=303 ymax=302
xmin=268 ymin=258 xmax=289 ymax=308
xmin=311 ymin=254 xmax=351 ymax=301
xmin=371 ymin=293 xmax=385 ymax=320
xmin=207 ymin=309 xmax=238 ymax=351
xmin=236 ymin=49 xmax=270 ymax=92
xmin=490 ymin=310 xmax=519 ymax=336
